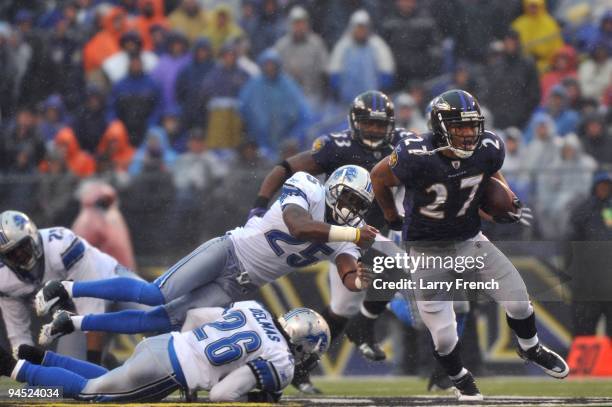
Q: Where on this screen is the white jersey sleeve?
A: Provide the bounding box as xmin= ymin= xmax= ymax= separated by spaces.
xmin=0 ymin=295 xmax=33 ymax=349
xmin=40 ymin=228 xmax=118 ymax=315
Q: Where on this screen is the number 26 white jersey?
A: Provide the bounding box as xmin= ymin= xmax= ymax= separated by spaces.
xmin=171 ymin=301 xmax=294 ymax=392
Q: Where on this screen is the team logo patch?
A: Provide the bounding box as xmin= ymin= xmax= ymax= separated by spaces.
xmin=451 ymin=160 xmax=461 ymax=169
xmin=389 ymin=150 xmax=398 ymax=168
xmin=311 ymin=137 xmax=325 ymax=152
xmin=13 ymin=214 xmax=27 ymax=230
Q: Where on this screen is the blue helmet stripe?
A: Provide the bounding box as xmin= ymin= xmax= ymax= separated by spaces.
xmin=372 ymin=93 xmax=377 ymax=110
xmin=458 ymin=91 xmax=468 ymax=111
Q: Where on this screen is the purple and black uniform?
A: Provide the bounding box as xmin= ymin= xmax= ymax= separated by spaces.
xmin=390 ymin=130 xmax=505 ymax=241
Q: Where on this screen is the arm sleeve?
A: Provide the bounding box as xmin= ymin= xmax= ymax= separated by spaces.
xmin=247 ymin=353 xmax=293 ymax=393
xmin=208 ymin=364 xmax=258 ymax=402
xmin=0 ymin=296 xmax=34 ymax=350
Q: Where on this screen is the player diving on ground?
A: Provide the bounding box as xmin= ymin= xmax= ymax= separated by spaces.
xmin=0 ymin=301 xmax=330 ymax=402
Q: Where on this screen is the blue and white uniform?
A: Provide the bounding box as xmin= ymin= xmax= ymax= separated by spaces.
xmin=68 ymin=172 xmax=360 ymax=332
xmin=12 ymin=301 xmax=294 ymax=402
xmin=0 ymin=227 xmax=141 ymax=355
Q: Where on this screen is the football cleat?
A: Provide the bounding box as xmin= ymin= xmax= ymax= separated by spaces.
xmin=452 ymin=371 xmax=483 ymax=401
xmin=517 ymin=343 xmax=569 ymax=379
xmin=427 ymin=365 xmax=453 ymax=392
xmin=357 ymin=342 xmax=386 ymax=362
xmin=346 ymin=315 xmax=386 ymax=361
xmin=39 ymin=310 xmax=75 ymax=346
xmin=35 ymin=280 xmax=74 ymax=317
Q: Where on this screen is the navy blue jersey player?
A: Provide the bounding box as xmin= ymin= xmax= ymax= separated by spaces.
xmin=371 ymin=90 xmax=568 ymax=401
xmin=250 ymin=91 xmax=412 ymax=392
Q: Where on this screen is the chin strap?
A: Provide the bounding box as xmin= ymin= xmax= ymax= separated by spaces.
xmin=410 ymin=145 xmax=452 ymax=156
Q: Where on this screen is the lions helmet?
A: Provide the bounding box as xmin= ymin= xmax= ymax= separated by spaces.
xmin=430 ymin=89 xmax=484 ymax=159
xmin=0 ymin=211 xmax=43 ymax=278
xmin=278 ymin=308 xmax=330 ymax=365
xmin=325 ymin=165 xmax=374 ymax=227
xmin=349 ymin=90 xmax=395 ymax=150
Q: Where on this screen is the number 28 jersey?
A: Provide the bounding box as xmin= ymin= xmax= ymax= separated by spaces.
xmin=390 ymin=131 xmax=505 ymax=241
xmin=228 ymin=172 xmax=360 ymax=286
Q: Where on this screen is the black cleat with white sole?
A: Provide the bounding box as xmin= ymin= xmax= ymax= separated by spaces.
xmin=35 ymin=280 xmax=75 ymax=317
xmin=39 ymin=310 xmax=75 ymax=346
xmin=517 ymin=343 xmax=569 ymax=378
xmin=452 ymin=371 xmax=483 ymax=401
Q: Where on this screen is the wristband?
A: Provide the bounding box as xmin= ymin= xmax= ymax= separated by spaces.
xmin=253 ymin=195 xmax=270 ymax=209
xmin=328 ymin=225 xmax=359 ymax=242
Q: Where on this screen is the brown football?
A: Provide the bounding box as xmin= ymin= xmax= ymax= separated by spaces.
xmin=481 ymin=177 xmax=517 ymax=218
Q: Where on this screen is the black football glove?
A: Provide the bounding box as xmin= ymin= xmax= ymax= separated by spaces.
xmin=492 ymin=198 xmax=533 ymax=227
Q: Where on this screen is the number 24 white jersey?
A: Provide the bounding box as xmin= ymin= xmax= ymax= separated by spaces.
xmin=228 ymin=172 xmax=360 ymax=286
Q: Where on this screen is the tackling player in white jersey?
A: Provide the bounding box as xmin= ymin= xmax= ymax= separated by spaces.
xmin=0 ymin=211 xmax=145 ymax=363
xmin=36 ymin=165 xmax=379 ymax=344
xmin=0 ymin=301 xmax=330 ymax=402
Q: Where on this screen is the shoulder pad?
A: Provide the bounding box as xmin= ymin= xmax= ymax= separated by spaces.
xmin=480 ymin=130 xmax=504 ymax=151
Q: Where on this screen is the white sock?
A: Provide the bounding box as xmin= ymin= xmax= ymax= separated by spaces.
xmin=360 ymin=303 xmax=378 ymax=319
xmin=450 ymin=368 xmax=468 ymax=380
xmin=518 ymin=334 xmax=539 ymax=351
xmin=61 ymin=281 xmax=74 ymax=297
xmin=10 ymin=359 xmax=25 ymax=381
xmin=71 ymin=315 xmax=84 ymax=331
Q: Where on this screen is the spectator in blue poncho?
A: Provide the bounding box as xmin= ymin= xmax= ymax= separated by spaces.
xmin=239 ymin=48 xmax=312 ymax=160
xmin=175 ymin=37 xmax=215 ymax=130
xmin=128 ymin=126 xmax=177 ymax=176
xmin=327 ymin=9 xmax=395 ymax=103
xmin=524 ymin=84 xmax=580 ymax=143
xmin=107 ymin=55 xmax=162 ymax=146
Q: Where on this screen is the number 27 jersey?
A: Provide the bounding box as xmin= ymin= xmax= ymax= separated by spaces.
xmin=228 ymin=172 xmax=360 ymax=286
xmin=391 ymin=131 xmax=505 ymax=241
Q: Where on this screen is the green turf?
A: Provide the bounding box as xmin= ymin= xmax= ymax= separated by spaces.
xmin=283 ymin=376 xmax=612 ymax=398
xmin=1 ymin=376 xmax=612 ymax=404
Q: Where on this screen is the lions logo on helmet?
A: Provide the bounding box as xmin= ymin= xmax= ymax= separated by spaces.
xmin=324 ymin=165 xmax=374 ymax=227
xmin=0 ymin=210 xmax=43 ymax=278
xmin=278 ymin=308 xmax=330 ymax=365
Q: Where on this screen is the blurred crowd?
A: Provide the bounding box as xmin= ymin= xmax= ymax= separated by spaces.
xmin=0 ymin=0 xmax=610 ymax=245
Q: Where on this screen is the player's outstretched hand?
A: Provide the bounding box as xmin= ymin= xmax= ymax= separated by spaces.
xmin=355 ymin=262 xmax=376 ymax=290
xmin=356 ymin=225 xmax=379 ymax=249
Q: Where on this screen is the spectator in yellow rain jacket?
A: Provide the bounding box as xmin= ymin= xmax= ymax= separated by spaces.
xmin=512 ymin=0 xmax=564 ymax=73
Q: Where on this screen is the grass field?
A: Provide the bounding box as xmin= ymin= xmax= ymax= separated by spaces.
xmin=1 ymin=376 xmax=612 ymax=406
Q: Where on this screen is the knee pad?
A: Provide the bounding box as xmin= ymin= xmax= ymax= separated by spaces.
xmin=430 ymin=319 xmax=459 ymax=355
